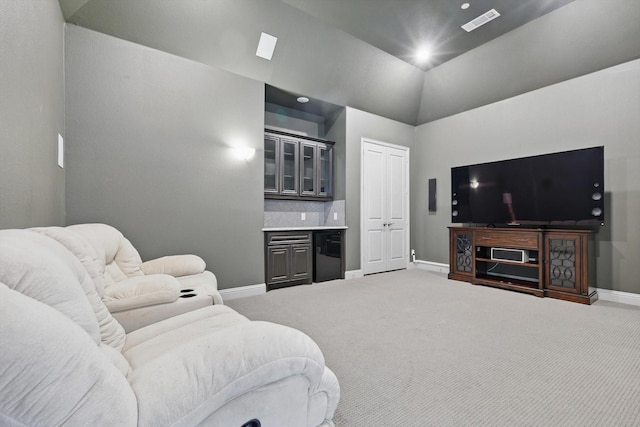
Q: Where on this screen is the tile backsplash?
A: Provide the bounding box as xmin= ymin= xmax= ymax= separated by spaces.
xmin=264 ymin=200 xmax=345 ymax=228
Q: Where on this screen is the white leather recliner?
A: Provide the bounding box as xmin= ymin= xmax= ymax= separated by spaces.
xmin=0 ymin=228 xmax=340 ymax=426
xmin=33 ymin=223 xmax=223 ymax=332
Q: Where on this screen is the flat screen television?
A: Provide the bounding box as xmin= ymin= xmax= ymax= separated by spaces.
xmin=451 ymin=146 xmax=604 ymax=227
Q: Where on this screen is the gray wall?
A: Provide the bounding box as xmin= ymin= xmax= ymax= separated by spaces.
xmin=65 ymin=25 xmax=265 ymax=289
xmin=65 ymin=0 xmax=425 ymax=125
xmin=63 ymin=0 xmax=640 ymax=127
xmin=0 ymin=0 xmax=65 ymax=228
xmin=418 ymin=0 xmax=640 ymax=124
xmin=413 ymin=59 xmax=640 ymax=293
xmin=265 ymin=105 xmax=325 ymax=138
xmin=4 ymin=0 xmax=638 ymax=294
xmin=326 ymin=110 xmax=347 ymax=202
xmin=344 ymin=108 xmax=415 ymax=272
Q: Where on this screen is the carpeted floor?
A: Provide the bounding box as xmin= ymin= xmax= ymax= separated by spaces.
xmin=226 ymin=269 xmax=640 ymax=427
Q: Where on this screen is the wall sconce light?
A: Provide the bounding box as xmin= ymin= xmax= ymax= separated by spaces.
xmin=235 ymin=147 xmax=256 ymax=161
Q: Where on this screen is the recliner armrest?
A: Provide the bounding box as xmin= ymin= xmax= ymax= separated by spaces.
xmin=140 ymin=255 xmax=206 ymax=277
xmin=103 ymin=274 xmax=179 ymax=313
xmin=127 ymin=321 xmax=328 ymax=426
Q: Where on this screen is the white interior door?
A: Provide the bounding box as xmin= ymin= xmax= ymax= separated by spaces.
xmin=362 ymin=140 xmax=409 ymax=275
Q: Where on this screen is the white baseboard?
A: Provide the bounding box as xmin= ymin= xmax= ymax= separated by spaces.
xmin=596 ymin=288 xmax=640 ymax=307
xmin=218 ymin=273 xmax=640 ymax=308
xmin=345 ymin=269 xmax=364 ymax=280
xmin=408 ymin=261 xmax=640 ymax=307
xmin=412 ymin=260 xmax=450 ymax=274
xmin=410 ymin=262 xmax=640 ymax=307
xmin=220 ymin=283 xmax=266 ymax=301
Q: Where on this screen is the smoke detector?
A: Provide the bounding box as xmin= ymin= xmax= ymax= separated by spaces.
xmin=461 ymin=9 xmax=501 ymax=32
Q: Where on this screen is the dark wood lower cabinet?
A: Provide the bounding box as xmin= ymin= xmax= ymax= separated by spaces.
xmin=448 ymin=226 xmax=598 ymax=304
xmin=265 ymin=231 xmax=312 ymax=290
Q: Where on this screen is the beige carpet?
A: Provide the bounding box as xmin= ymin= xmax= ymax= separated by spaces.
xmin=227 ymin=269 xmax=640 ymax=427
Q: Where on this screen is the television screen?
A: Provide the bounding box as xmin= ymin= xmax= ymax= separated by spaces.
xmin=451 ymin=146 xmax=604 ymax=226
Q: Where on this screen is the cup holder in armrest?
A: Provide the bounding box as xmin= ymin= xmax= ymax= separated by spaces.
xmin=179 ymin=293 xmax=197 ymax=298
xmin=180 ymin=289 xmax=194 ymax=293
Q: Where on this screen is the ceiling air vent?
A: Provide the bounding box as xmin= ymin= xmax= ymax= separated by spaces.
xmin=461 ymin=9 xmax=501 ymax=32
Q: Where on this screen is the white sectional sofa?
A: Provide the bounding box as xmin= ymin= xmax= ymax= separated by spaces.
xmin=0 ymin=228 xmax=340 ymax=426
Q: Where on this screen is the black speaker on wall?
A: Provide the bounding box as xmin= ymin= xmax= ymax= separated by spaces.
xmin=428 ymin=178 xmax=437 ymax=212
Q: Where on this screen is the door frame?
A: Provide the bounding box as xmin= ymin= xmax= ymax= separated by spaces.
xmin=360 ymin=138 xmax=410 ymax=274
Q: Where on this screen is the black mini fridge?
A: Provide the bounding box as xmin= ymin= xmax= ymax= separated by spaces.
xmin=313 ymin=230 xmax=344 ymax=282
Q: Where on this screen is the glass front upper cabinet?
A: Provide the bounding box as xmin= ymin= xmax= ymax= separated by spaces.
xmin=280 ymin=139 xmax=299 ymax=196
xmin=264 ymin=135 xmax=279 ymax=194
xmin=264 ymin=130 xmax=333 ymax=200
xmin=317 ymin=143 xmax=332 ymax=198
xmin=300 ymin=142 xmax=317 ymax=197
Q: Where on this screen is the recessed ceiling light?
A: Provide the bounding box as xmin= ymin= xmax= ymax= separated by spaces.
xmin=297 ymin=96 xmax=310 ymax=103
xmin=415 ymin=46 xmax=432 ymax=64
xmin=461 ymin=3 xmax=470 ymax=10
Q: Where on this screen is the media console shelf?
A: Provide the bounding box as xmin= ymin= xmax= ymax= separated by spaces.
xmin=448 ymin=226 xmax=598 ymax=304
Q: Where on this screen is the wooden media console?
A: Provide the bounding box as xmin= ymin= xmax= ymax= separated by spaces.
xmin=448 ymin=226 xmax=598 ymax=304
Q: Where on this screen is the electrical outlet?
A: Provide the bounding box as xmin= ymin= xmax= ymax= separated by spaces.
xmin=301 ymin=213 xmax=306 ymax=221
xmin=333 ymin=212 xmax=338 ymax=220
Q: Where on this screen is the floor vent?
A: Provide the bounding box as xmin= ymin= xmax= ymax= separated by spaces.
xmin=461 ymin=8 xmax=501 ymax=32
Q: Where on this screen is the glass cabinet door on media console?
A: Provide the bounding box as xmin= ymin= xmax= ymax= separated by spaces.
xmin=544 ymin=232 xmax=592 ymax=296
xmin=448 ymin=227 xmax=474 ymax=280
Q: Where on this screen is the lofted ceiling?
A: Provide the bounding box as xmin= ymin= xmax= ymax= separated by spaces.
xmin=56 ymin=0 xmax=638 ymax=125
xmin=266 ymin=0 xmax=576 ymax=116
xmin=279 ymin=0 xmax=576 ymax=70
xmin=59 ymin=0 xmax=576 ymax=71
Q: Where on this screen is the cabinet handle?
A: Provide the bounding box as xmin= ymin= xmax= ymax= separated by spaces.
xmin=481 ymin=237 xmax=492 ymax=240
